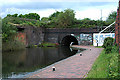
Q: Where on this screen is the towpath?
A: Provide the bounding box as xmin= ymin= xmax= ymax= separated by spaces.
xmin=25 ymin=45 xmax=103 ymax=78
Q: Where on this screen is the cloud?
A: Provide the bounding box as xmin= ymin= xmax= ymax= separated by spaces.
xmin=1 ymin=2 xmax=62 ymax=10
xmin=0 ymin=0 xmax=118 ymax=20
xmin=1 ymin=1 xmax=117 ymax=11
xmin=0 ymin=7 xmax=62 ymax=19
xmin=3 ymin=0 xmax=116 ymax=2
xmin=75 ymin=4 xmax=117 ymax=20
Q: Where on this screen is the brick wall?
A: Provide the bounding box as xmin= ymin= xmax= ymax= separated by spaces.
xmin=115 ymin=1 xmax=120 ymax=53
xmin=15 ymin=32 xmax=26 ymax=45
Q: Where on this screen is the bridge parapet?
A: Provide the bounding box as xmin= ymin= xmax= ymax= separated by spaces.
xmin=45 ymin=28 xmax=99 ymax=33
xmin=16 ymin=25 xmax=114 ymax=46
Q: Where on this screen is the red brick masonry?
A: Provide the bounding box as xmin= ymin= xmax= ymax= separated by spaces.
xmin=24 ymin=45 xmax=103 ymax=78
xmin=15 ymin=32 xmax=26 ymax=45
xmin=115 ymin=1 xmax=120 ymax=53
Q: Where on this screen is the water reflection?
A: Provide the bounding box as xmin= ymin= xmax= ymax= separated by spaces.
xmin=2 ymin=46 xmax=84 ymax=78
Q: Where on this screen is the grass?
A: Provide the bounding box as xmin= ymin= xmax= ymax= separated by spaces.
xmin=95 ymin=46 xmax=103 ymax=48
xmin=86 ymin=45 xmax=119 ymax=78
xmin=90 ymin=44 xmax=103 ymax=48
xmin=37 ymin=42 xmax=59 ymax=47
xmin=27 ymin=42 xmax=59 ymax=48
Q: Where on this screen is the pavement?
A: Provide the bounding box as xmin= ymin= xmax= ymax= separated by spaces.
xmin=24 ymin=45 xmax=103 ymax=78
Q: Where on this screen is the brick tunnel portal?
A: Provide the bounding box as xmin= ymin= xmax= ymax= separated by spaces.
xmin=61 ymin=35 xmax=78 ymax=46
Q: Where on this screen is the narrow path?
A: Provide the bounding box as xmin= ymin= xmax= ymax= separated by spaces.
xmin=25 ymin=45 xmax=103 ymax=78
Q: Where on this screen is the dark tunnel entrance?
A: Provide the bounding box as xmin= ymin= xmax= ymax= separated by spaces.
xmin=61 ymin=35 xmax=78 ymax=46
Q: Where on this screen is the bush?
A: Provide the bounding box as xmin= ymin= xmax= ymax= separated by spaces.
xmin=2 ymin=40 xmax=25 ymax=51
xmin=37 ymin=42 xmax=59 ymax=47
xmin=102 ymin=37 xmax=114 ymax=54
xmin=105 ymin=46 xmax=112 ymax=54
xmin=102 ymin=37 xmax=114 ymax=48
xmin=108 ymin=45 xmax=119 ymax=78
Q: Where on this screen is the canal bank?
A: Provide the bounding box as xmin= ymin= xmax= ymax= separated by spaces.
xmin=23 ymin=45 xmax=103 ymax=78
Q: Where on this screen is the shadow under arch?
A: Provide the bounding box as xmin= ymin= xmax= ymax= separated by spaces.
xmin=61 ymin=35 xmax=78 ymax=46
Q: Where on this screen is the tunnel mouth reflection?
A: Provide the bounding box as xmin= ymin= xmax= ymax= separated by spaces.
xmin=61 ymin=35 xmax=78 ymax=46
xmin=2 ymin=46 xmax=85 ymax=78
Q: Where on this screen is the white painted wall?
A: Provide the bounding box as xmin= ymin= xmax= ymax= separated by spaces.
xmin=93 ymin=33 xmax=115 ymax=46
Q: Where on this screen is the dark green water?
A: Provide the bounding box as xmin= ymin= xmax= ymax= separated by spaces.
xmin=2 ymin=46 xmax=85 ymax=78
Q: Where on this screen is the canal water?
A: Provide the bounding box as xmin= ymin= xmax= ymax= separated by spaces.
xmin=2 ymin=46 xmax=85 ymax=78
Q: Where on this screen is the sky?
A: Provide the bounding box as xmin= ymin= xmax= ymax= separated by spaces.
xmin=0 ymin=0 xmax=119 ymax=20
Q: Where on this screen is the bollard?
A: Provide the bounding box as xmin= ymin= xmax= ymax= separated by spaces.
xmin=90 ymin=48 xmax=91 ymax=51
xmin=80 ymin=53 xmax=82 ymax=56
xmin=52 ymin=66 xmax=55 ymax=71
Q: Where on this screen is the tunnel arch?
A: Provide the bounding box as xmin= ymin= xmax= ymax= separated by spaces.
xmin=61 ymin=35 xmax=78 ymax=46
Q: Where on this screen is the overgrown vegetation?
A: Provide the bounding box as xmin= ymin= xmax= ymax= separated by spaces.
xmin=41 ymin=9 xmax=115 ymax=28
xmin=27 ymin=42 xmax=59 ymax=48
xmin=3 ymin=9 xmax=117 ymax=29
xmin=2 ymin=17 xmax=25 ymax=51
xmin=2 ymin=40 xmax=25 ymax=52
xmin=102 ymin=37 xmax=114 ymax=54
xmin=86 ymin=45 xmax=119 ymax=78
xmin=87 ymin=37 xmax=119 ymax=78
xmin=106 ymin=11 xmax=117 ymax=25
xmin=2 ymin=9 xmax=117 ymax=51
xmin=7 ymin=13 xmax=40 ymax=20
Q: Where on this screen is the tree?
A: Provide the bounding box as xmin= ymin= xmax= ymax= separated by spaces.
xmin=7 ymin=14 xmax=11 ymax=17
xmin=12 ymin=14 xmax=18 ymax=17
xmin=49 ymin=11 xmax=61 ymax=20
xmin=40 ymin=17 xmax=50 ymax=26
xmin=82 ymin=18 xmax=91 ymax=21
xmin=41 ymin=17 xmax=49 ymax=22
xmin=18 ymin=14 xmax=24 ymax=18
xmin=2 ymin=17 xmax=17 ymax=42
xmin=24 ymin=13 xmax=40 ymax=20
xmin=106 ymin=11 xmax=117 ymax=25
xmin=57 ymin=9 xmax=75 ymax=28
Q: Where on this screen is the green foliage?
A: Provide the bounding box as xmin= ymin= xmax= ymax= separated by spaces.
xmin=2 ymin=17 xmax=26 ymax=51
xmin=4 ymin=9 xmax=112 ymax=29
xmin=49 ymin=11 xmax=61 ymax=20
xmin=40 ymin=17 xmax=50 ymax=27
xmin=3 ymin=17 xmax=23 ymax=24
xmin=41 ymin=17 xmax=49 ymax=21
xmin=102 ymin=37 xmax=114 ymax=54
xmin=57 ymin=9 xmax=75 ymax=28
xmin=86 ymin=50 xmax=110 ymax=78
xmin=2 ymin=40 xmax=25 ymax=51
xmin=23 ymin=13 xmax=40 ymax=20
xmin=105 ymin=46 xmax=112 ymax=54
xmin=2 ymin=17 xmax=17 ymax=42
xmin=4 ymin=9 xmax=116 ymax=29
xmin=38 ymin=42 xmax=58 ymax=47
xmin=3 ymin=16 xmax=41 ymax=27
xmin=86 ymin=45 xmax=119 ymax=78
xmin=44 ymin=9 xmax=76 ymax=28
xmin=7 ymin=14 xmax=18 ymax=17
xmin=12 ymin=14 xmax=18 ymax=17
xmin=18 ymin=14 xmax=24 ymax=18
xmin=7 ymin=14 xmax=11 ymax=17
xmin=7 ymin=13 xmax=40 ymax=20
xmin=102 ymin=37 xmax=114 ymax=48
xmin=108 ymin=45 xmax=119 ymax=78
xmin=106 ymin=11 xmax=117 ymax=25
xmin=35 ymin=21 xmax=41 ymax=27
xmin=45 ymin=10 xmax=116 ymax=28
